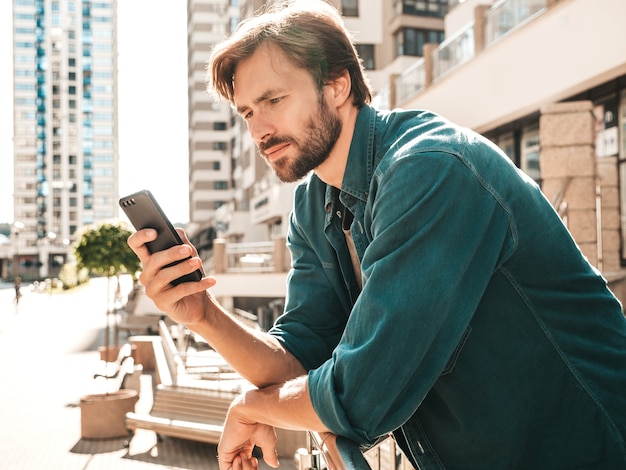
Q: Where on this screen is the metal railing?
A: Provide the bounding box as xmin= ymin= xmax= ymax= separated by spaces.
xmin=393 ymin=0 xmax=549 ymax=107
xmin=210 ymin=239 xmax=288 ymax=274
xmin=395 ymin=59 xmax=427 ymax=104
xmin=433 ymin=23 xmax=475 ymax=81
xmin=225 ymin=241 xmax=276 ymax=273
xmin=485 ymin=0 xmax=547 ymax=45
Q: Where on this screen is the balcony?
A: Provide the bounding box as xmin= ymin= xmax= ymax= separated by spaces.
xmin=394 ymin=0 xmax=626 ymax=133
xmin=250 ymin=180 xmax=297 ymax=225
xmin=203 ymin=239 xmax=290 ymax=300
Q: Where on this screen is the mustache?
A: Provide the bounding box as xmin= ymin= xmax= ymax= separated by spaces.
xmin=259 ymin=136 xmax=295 ymax=154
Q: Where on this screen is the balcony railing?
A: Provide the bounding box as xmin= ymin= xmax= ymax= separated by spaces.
xmin=392 ymin=0 xmax=549 ymax=107
xmin=225 ymin=241 xmax=275 ymax=273
xmin=212 ymin=238 xmax=290 ymax=274
xmin=395 ymin=59 xmax=426 ymax=104
xmin=433 ymin=23 xmax=474 ymax=81
xmin=485 ymin=0 xmax=547 ymax=45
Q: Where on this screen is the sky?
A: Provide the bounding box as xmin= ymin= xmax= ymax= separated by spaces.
xmin=0 ymin=1 xmax=191 ymax=225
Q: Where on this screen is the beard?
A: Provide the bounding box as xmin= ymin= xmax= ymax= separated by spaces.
xmin=259 ymin=93 xmax=342 ymax=183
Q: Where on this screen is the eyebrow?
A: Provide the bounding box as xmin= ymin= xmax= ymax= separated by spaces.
xmin=236 ymin=88 xmax=284 ymax=115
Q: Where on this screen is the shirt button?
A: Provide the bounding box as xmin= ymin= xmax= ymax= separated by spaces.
xmin=416 ymin=441 xmax=425 ymax=455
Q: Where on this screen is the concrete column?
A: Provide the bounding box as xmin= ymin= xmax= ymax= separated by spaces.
xmin=273 ymin=237 xmax=288 ymax=273
xmin=473 ymin=5 xmax=491 ymax=55
xmin=540 ymin=101 xmax=598 ymax=266
xmin=213 ymin=238 xmax=226 ymax=273
xmin=423 ymin=43 xmax=438 ymax=88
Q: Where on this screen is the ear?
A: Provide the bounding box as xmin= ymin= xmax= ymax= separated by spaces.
xmin=325 ymin=70 xmax=352 ymax=107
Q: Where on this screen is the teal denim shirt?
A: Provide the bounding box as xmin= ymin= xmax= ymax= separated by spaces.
xmin=268 ymin=105 xmax=626 ymax=469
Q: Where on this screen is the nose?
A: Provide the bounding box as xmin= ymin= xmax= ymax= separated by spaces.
xmin=248 ymin=113 xmax=274 ymax=145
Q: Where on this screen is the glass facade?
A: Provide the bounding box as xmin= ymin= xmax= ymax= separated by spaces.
xmin=12 ymin=0 xmax=118 ymax=277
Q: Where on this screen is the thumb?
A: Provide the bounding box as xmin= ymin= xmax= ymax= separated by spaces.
xmin=258 ymin=445 xmax=279 ymax=468
xmin=254 ymin=428 xmax=280 ymax=468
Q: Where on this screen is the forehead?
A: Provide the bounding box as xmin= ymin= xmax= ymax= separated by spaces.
xmin=232 ymin=43 xmax=315 ymax=107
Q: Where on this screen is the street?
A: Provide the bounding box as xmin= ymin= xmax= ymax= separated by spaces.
xmin=0 ymin=277 xmax=256 ymax=469
xmin=0 ymin=279 xmax=295 ymax=470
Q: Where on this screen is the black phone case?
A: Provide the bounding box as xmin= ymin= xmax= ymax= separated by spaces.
xmin=119 ymin=189 xmax=202 ymax=285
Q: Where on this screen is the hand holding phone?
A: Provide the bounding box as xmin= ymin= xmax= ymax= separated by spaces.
xmin=119 ymin=190 xmax=203 ymax=285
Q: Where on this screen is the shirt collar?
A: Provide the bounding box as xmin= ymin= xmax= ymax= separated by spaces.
xmin=324 ymin=105 xmax=377 ymax=209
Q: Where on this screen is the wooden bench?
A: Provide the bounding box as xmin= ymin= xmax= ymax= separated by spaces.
xmin=126 ymin=384 xmax=239 ymax=444
xmin=125 ymin=321 xmax=244 ymax=444
xmin=93 ymin=343 xmax=140 ymax=394
xmin=125 ymin=321 xmax=306 ymax=455
xmin=116 ymin=313 xmax=175 ymax=340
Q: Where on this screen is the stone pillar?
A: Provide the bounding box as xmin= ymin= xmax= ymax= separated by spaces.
xmin=540 ymin=101 xmax=598 ymax=266
xmin=596 ymin=154 xmax=621 ymax=272
xmin=473 ymin=5 xmax=490 ymax=55
xmin=423 ymin=43 xmax=438 ymax=88
xmin=213 ymin=238 xmax=227 ymax=273
xmin=273 ymin=237 xmax=288 ymax=273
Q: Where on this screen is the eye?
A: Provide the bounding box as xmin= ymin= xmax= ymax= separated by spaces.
xmin=269 ymin=96 xmax=283 ymax=105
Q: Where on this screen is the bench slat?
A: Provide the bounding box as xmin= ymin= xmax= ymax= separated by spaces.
xmin=126 ymin=321 xmax=242 ymax=444
xmin=126 ymin=412 xmax=224 ymax=444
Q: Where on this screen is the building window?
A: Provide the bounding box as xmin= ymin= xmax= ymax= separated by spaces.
xmin=394 ymin=0 xmax=447 ymax=18
xmin=342 ymin=0 xmax=358 ymax=17
xmin=521 ymin=124 xmax=540 ymax=182
xmin=395 ymin=28 xmax=444 ymax=57
xmin=355 ymin=44 xmax=375 ymax=70
xmin=213 ymin=142 xmax=227 ymax=151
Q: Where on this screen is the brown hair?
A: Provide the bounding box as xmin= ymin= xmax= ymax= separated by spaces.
xmin=208 ymin=0 xmax=372 ymax=107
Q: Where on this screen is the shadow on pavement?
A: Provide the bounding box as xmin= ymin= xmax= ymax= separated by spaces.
xmin=122 ymin=436 xmax=218 ymax=469
xmin=69 ymin=436 xmax=129 ymax=454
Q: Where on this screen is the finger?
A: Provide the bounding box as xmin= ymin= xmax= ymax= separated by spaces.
xmin=220 ymin=454 xmax=237 ymax=470
xmin=127 ymin=228 xmax=157 ymax=262
xmin=176 ymin=229 xmax=204 ymax=262
xmin=242 ymin=453 xmax=259 ymax=469
xmin=255 ymin=432 xmax=279 ymax=468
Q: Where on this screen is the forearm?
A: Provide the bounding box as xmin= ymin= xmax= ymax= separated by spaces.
xmin=231 ymin=375 xmax=328 ymax=433
xmin=187 ymin=296 xmax=306 ymax=388
xmin=217 ymin=376 xmax=329 ymax=468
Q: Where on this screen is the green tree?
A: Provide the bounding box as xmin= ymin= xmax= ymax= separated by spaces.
xmin=74 ymin=221 xmax=140 ymax=278
xmin=74 ymin=221 xmax=141 ymax=354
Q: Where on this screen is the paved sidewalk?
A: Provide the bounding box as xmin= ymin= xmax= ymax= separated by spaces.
xmin=0 ymin=278 xmax=295 ymax=470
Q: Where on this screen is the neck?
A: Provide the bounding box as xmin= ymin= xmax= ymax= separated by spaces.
xmin=314 ymin=104 xmax=360 ymax=188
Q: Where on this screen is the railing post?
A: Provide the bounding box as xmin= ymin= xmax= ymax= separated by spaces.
xmin=274 ymin=237 xmax=287 ymax=272
xmin=423 ymin=43 xmax=438 ymax=88
xmin=213 ymin=238 xmax=227 ymax=273
xmin=474 ymin=5 xmax=490 ymax=55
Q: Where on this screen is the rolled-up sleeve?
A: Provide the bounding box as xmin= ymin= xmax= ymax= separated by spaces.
xmin=269 ymin=198 xmax=352 ymax=371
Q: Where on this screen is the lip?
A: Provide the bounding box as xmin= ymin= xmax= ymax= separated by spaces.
xmin=264 ymin=142 xmax=291 ymax=161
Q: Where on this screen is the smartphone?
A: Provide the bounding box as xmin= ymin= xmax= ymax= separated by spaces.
xmin=119 ymin=189 xmax=203 ymax=285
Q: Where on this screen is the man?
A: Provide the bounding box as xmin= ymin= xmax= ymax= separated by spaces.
xmin=128 ymin=1 xmax=626 ymax=469
xmin=14 ymin=277 xmax=21 ymax=304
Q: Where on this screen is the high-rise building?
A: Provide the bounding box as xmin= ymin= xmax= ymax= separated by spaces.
xmin=11 ymin=0 xmax=119 ymax=279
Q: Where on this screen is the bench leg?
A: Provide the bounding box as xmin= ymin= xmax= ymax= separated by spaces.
xmin=123 ymin=429 xmax=134 ymax=448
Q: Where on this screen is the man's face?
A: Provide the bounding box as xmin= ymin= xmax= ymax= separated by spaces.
xmin=233 ymin=43 xmax=342 ymax=183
